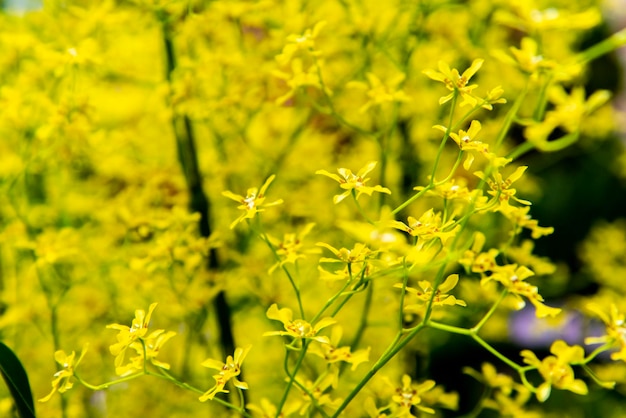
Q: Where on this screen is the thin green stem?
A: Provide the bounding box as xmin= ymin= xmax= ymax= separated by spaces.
xmin=471 ymin=334 xmax=522 ymax=371
xmin=472 ymin=289 xmax=508 ymax=332
xmin=425 ymin=320 xmax=471 ymax=336
xmin=276 ymin=341 xmax=309 ymax=418
xmin=312 ymin=264 xmax=359 ymax=323
xmin=495 ymin=81 xmax=529 ymax=151
xmin=575 ymin=27 xmax=626 ymax=64
xmin=429 ymin=92 xmax=459 ymax=185
xmin=256 ymin=224 xmax=305 ymax=319
xmin=584 ymin=343 xmax=612 ymax=363
xmin=349 ymin=278 xmax=373 ymax=350
xmin=390 ymin=184 xmax=433 ymax=216
xmin=331 ymin=324 xmax=425 ymax=418
xmin=351 ymin=190 xmax=375 ymax=225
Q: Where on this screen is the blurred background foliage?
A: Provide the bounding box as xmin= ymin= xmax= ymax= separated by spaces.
xmin=0 ymin=0 xmax=625 ymax=417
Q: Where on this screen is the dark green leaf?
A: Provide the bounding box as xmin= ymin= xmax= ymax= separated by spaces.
xmin=0 ymin=342 xmax=36 ymax=418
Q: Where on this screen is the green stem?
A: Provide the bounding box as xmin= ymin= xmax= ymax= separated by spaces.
xmin=429 ymin=92 xmax=459 ymax=185
xmin=330 ymin=325 xmax=425 ymax=418
xmin=575 ymin=28 xmax=626 ymax=64
xmin=390 ymin=184 xmax=433 ymax=216
xmin=349 ymin=278 xmax=373 ymax=350
xmin=471 ymin=334 xmax=522 ymax=371
xmin=256 ymin=225 xmax=305 ymax=319
xmin=312 ymin=265 xmax=358 ymax=323
xmin=472 ymin=290 xmax=508 ymax=332
xmin=351 ymin=189 xmax=375 ymax=224
xmin=276 ymin=341 xmax=309 ymax=417
xmin=425 ymin=320 xmax=471 ymax=336
xmin=495 ymin=81 xmax=529 ymax=151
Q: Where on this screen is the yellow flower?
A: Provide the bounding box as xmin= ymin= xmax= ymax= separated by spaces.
xmin=317 ymin=241 xmax=373 ymax=264
xmin=222 ymin=175 xmax=283 ymax=229
xmin=500 ymin=205 xmax=554 ymax=239
xmin=294 ymin=372 xmax=343 ymax=416
xmin=423 ymin=59 xmax=484 ymax=107
xmin=39 ymin=345 xmax=88 ymax=402
xmin=521 ymin=340 xmax=588 ymax=402
xmin=308 ymin=326 xmax=370 ymax=370
xmin=524 ymin=86 xmax=611 ymax=151
xmin=392 ymin=375 xmax=437 ymax=415
xmin=268 ymin=223 xmax=321 ymax=273
xmin=263 ymin=304 xmax=335 ymax=343
xmin=199 ymin=345 xmax=252 ymax=402
xmin=435 ymin=120 xmax=509 ymax=170
xmin=107 ymin=303 xmax=158 ymax=369
xmin=585 ymin=303 xmax=626 ymax=362
xmin=273 ymin=58 xmax=327 ymax=105
xmin=275 ymin=21 xmax=326 ymax=66
xmin=475 ymin=166 xmax=531 ymax=211
xmin=347 ymin=72 xmax=410 ymax=113
xmin=495 ymin=3 xmax=601 ymax=33
xmin=485 ymin=264 xmax=561 ymax=318
xmin=316 ymin=161 xmax=391 ymax=204
xmin=418 ymin=178 xmax=471 ymax=201
xmin=386 ymin=209 xmax=457 ymax=244
xmin=114 ymin=329 xmax=177 ymax=376
xmin=248 ymin=397 xmax=300 ymax=418
xmin=394 ymin=274 xmax=467 ymax=310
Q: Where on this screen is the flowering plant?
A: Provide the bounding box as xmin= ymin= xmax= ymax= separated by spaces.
xmin=1 ymin=1 xmax=626 ymax=417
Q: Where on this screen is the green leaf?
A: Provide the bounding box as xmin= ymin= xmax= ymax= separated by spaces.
xmin=0 ymin=342 xmax=36 ymax=418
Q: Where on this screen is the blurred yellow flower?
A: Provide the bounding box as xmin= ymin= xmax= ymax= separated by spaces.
xmin=199 ymin=345 xmax=252 ymax=402
xmin=222 ymin=175 xmax=284 ymax=229
xmin=521 ymin=340 xmax=588 ymax=402
xmin=39 ymin=345 xmax=88 ymax=402
xmin=347 ymin=72 xmax=410 ymax=113
xmin=423 ymin=59 xmax=484 ymax=106
xmin=316 ymin=161 xmax=391 ymax=204
xmin=106 ymin=303 xmax=157 ymax=369
xmin=263 ymin=304 xmax=335 ymax=343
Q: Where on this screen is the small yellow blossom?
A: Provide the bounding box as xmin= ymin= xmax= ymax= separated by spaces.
xmin=435 ymin=120 xmax=509 ymax=170
xmin=585 ymin=303 xmax=626 ymax=362
xmin=107 ymin=303 xmax=158 ymax=369
xmin=418 ymin=178 xmax=471 ymax=201
xmin=317 ymin=241 xmax=373 ymax=264
xmin=39 ymin=345 xmax=88 ymax=402
xmin=521 ymin=340 xmax=588 ymax=402
xmin=394 ymin=274 xmax=467 ymax=309
xmin=495 ymin=3 xmax=601 ymax=33
xmin=524 ymin=86 xmax=611 ymax=151
xmin=316 ymin=161 xmax=391 ymax=204
xmin=485 ymin=264 xmax=561 ymax=318
xmin=500 ymin=205 xmax=554 ymax=239
xmin=295 ymin=372 xmax=343 ymax=416
xmin=475 ymin=166 xmax=531 ymax=211
xmin=347 ymin=72 xmax=411 ymax=113
xmin=308 ymin=326 xmax=370 ymax=370
xmin=199 ymin=345 xmax=252 ymax=402
xmin=263 ymin=304 xmax=335 ymax=343
xmin=114 ymin=329 xmax=176 ymax=376
xmin=392 ymin=375 xmax=437 ymax=415
xmin=423 ymin=59 xmax=484 ymax=107
xmin=268 ymin=223 xmax=321 ymax=273
xmin=493 ymin=37 xmax=554 ymax=74
xmin=222 ymin=175 xmax=283 ymax=229
xmin=276 ymin=21 xmax=327 ymax=66
xmin=387 ymin=209 xmax=457 ymax=244
xmin=248 ymin=397 xmax=300 ymax=418
xmin=481 ymin=86 xmax=508 ymax=110
xmin=273 ymin=58 xmax=328 ymax=105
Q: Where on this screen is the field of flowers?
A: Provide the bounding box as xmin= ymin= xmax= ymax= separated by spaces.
xmin=1 ymin=0 xmax=626 ymax=417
